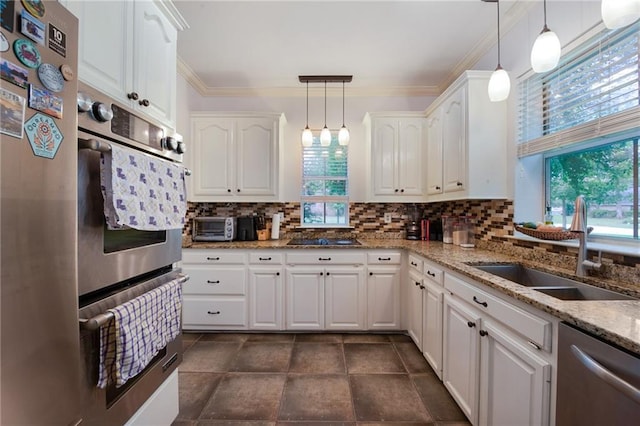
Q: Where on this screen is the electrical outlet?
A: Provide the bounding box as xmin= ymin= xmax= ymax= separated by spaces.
xmin=278 ymin=212 xmax=284 ymax=221
xmin=384 ymin=213 xmax=392 ymax=223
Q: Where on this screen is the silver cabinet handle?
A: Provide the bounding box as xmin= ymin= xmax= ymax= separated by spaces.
xmin=571 ymin=344 xmax=640 ymax=404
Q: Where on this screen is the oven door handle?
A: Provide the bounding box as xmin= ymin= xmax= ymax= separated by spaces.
xmin=79 ymin=274 xmax=189 ymax=330
xmin=571 ymin=344 xmax=640 ymax=404
xmin=79 ymin=138 xmax=112 ymax=153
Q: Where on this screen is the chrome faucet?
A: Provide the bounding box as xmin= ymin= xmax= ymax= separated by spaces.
xmin=569 ymin=195 xmax=602 ymax=277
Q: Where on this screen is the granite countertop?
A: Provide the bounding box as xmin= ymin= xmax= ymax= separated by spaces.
xmin=184 ymin=237 xmax=640 ymax=354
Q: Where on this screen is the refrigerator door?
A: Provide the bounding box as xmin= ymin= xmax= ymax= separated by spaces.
xmin=1 ymin=1 xmax=81 ymax=424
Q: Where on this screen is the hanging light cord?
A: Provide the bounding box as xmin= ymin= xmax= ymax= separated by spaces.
xmin=342 ymin=81 xmax=345 ymax=126
xmin=306 ymin=81 xmax=309 ymax=126
xmin=324 ymin=80 xmax=327 ymax=127
xmin=496 ymin=0 xmax=502 ymax=67
xmin=542 ymin=0 xmax=549 ymax=31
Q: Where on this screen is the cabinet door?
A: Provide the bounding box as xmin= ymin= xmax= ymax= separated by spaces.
xmin=397 ymin=119 xmax=424 ymax=195
xmin=426 ymin=109 xmax=443 ymax=195
xmin=372 ymin=119 xmax=398 ymax=195
xmin=366 ymin=267 xmax=401 ymax=330
xmin=442 ymin=87 xmax=466 ymax=193
xmin=443 ymin=295 xmax=481 ymax=424
xmin=249 ymin=267 xmax=284 ymax=330
xmin=325 ymin=267 xmax=366 ymax=330
xmin=236 ymin=118 xmax=277 ymax=196
xmin=132 ymin=0 xmax=177 ymax=127
xmin=422 ymin=280 xmax=445 ymax=379
xmin=479 ymin=320 xmax=551 ymax=426
xmin=286 ymin=268 xmax=324 ymax=330
xmin=407 ymin=271 xmax=423 ymax=347
xmin=190 ymin=118 xmax=235 ymax=199
xmin=66 ymin=1 xmax=132 ymax=101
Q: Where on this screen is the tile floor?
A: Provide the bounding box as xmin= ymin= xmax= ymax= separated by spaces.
xmin=173 ymin=332 xmax=471 ymax=426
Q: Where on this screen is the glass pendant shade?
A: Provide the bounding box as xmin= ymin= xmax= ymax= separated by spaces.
xmin=602 ymin=0 xmax=640 ymax=29
xmin=320 ymin=127 xmax=332 ymax=146
xmin=338 ymin=126 xmax=350 ymax=146
xmin=531 ymin=28 xmax=561 ymax=73
xmin=488 ymin=67 xmax=511 ymax=102
xmin=302 ymin=127 xmax=313 ymax=147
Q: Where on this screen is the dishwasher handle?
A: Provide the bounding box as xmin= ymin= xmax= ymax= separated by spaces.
xmin=571 ymin=344 xmax=640 ymax=404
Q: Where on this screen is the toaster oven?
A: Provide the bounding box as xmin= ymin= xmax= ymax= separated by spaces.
xmin=192 ymin=217 xmax=236 ymax=241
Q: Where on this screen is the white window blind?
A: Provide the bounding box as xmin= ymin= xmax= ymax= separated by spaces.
xmin=301 ymin=136 xmax=349 ymax=225
xmin=518 ymin=22 xmax=640 ymax=157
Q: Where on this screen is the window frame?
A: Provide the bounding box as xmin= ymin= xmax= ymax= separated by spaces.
xmin=300 ymin=133 xmax=350 ymax=228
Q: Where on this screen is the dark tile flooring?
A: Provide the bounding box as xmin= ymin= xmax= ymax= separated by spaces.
xmin=173 ymin=332 xmax=471 ymax=426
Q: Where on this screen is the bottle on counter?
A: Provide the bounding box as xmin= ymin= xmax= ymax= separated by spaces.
xmin=544 ymin=205 xmax=553 ymax=225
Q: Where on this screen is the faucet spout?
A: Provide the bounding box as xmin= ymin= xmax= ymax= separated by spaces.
xmin=570 ymin=195 xmax=601 ymax=277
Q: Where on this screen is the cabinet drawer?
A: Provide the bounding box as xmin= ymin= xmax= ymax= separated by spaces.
xmin=249 ymin=252 xmax=284 ymax=264
xmin=367 ymin=252 xmax=402 ymax=265
xmin=423 ymin=261 xmax=444 ymax=286
xmin=408 ymin=254 xmax=424 ymax=272
xmin=182 ymin=296 xmax=247 ymax=327
xmin=286 ymin=252 xmax=366 ymax=265
xmin=445 ymin=273 xmax=551 ymax=351
xmin=182 ymin=250 xmax=246 ymax=265
xmin=182 ymin=267 xmax=246 ymax=295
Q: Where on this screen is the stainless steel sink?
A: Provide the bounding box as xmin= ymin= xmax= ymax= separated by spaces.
xmin=286 ymin=238 xmax=361 ymax=246
xmin=470 ymin=263 xmax=636 ymax=301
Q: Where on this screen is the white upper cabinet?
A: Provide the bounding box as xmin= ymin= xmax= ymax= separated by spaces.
xmin=64 ymin=0 xmax=184 ymax=128
xmin=188 ymin=113 xmax=285 ymax=202
xmin=425 ymin=71 xmax=507 ymax=201
xmin=364 ymin=113 xmax=427 ymax=202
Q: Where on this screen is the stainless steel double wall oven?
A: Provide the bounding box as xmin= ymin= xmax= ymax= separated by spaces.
xmin=76 ymin=82 xmax=186 ymax=424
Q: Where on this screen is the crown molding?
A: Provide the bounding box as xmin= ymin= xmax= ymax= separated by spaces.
xmin=177 ymin=0 xmax=533 ymax=99
xmin=154 ymin=0 xmax=189 ymax=31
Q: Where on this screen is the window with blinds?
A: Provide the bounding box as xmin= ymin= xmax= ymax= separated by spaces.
xmin=517 ymin=21 xmax=640 ymax=157
xmin=301 ymin=135 xmax=349 ymax=225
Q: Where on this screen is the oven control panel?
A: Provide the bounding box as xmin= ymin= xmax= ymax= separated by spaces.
xmin=76 ymin=83 xmax=184 ymax=161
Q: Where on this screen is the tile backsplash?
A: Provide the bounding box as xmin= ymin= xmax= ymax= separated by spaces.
xmin=185 ymin=199 xmax=639 ymax=286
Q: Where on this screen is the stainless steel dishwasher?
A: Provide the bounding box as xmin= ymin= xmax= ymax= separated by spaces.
xmin=557 ymin=322 xmax=640 ymax=425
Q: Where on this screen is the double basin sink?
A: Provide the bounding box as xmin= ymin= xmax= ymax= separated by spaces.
xmin=470 ymin=263 xmax=636 ymax=301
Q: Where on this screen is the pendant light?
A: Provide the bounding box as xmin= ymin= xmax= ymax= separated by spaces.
xmin=531 ymin=0 xmax=561 ymax=73
xmin=301 ymin=81 xmax=313 ymax=147
xmin=486 ymin=0 xmax=511 ymax=102
xmin=338 ymin=81 xmax=350 ymax=146
xmin=320 ymin=80 xmax=332 ymax=147
xmin=602 ymin=0 xmax=640 ymax=29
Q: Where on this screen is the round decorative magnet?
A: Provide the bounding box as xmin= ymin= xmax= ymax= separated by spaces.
xmin=60 ymin=64 xmax=74 ymax=81
xmin=21 ymin=0 xmax=45 ymax=19
xmin=0 ymin=32 xmax=8 ymax=52
xmin=38 ymin=63 xmax=65 ymax=92
xmin=14 ymin=39 xmax=41 ymax=69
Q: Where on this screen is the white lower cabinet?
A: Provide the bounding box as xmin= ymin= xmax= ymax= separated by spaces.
xmin=285 ymin=266 xmax=366 ymax=331
xmin=422 ymin=279 xmax=445 ymax=379
xmin=366 ymin=266 xmax=401 ymax=330
xmin=249 ymin=267 xmax=284 ymax=330
xmin=442 ymin=272 xmax=553 ymax=426
xmin=407 ymin=270 xmax=424 ymax=347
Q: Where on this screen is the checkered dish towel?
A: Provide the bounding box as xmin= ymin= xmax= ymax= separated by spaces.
xmin=97 ymin=278 xmax=183 ymax=388
xmin=100 ymin=143 xmax=187 ymax=230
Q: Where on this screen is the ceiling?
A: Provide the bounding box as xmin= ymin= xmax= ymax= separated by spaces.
xmin=173 ymin=0 xmax=531 ymax=97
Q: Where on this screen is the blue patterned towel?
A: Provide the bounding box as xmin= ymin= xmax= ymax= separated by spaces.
xmin=97 ymin=278 xmax=183 ymax=388
xmin=100 ymin=144 xmax=187 ymax=230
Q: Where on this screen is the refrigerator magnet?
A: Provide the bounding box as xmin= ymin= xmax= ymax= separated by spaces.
xmin=28 ymin=84 xmax=62 ymax=119
xmin=0 ymin=31 xmax=8 ymax=51
xmin=48 ymin=23 xmax=65 ymax=57
xmin=20 ymin=9 xmax=44 ymax=45
xmin=0 ymin=0 xmax=15 ymax=32
xmin=24 ymin=113 xmax=63 ymax=160
xmin=59 ymin=63 xmax=73 ymax=81
xmin=21 ymin=0 xmax=44 ymax=19
xmin=1 ymin=57 xmax=28 ymax=88
xmin=0 ymin=87 xmax=26 ymax=139
xmin=13 ymin=38 xmax=40 ymax=68
xmin=37 ymin=63 xmax=64 ymax=92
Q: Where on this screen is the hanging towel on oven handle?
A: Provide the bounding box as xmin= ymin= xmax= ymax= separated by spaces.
xmin=100 ymin=143 xmax=187 ymax=230
xmin=97 ymin=277 xmax=183 ymax=389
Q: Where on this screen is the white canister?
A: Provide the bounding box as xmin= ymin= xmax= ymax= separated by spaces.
xmin=271 ymin=213 xmax=280 ymax=239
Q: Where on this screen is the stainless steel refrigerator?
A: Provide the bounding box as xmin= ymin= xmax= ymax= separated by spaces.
xmin=1 ymin=1 xmax=80 ymax=424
